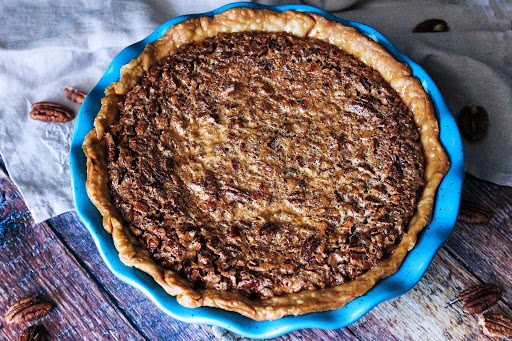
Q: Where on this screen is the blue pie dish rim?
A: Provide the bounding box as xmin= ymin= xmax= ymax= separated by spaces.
xmin=69 ymin=2 xmax=464 ymax=339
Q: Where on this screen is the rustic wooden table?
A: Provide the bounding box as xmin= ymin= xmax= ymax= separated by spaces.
xmin=0 ymin=155 xmax=511 ymax=340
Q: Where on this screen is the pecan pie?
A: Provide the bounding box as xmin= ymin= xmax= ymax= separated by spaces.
xmin=83 ymin=8 xmax=449 ymax=320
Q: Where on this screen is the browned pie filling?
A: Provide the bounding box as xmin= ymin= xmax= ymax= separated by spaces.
xmin=106 ymin=31 xmax=425 ymax=300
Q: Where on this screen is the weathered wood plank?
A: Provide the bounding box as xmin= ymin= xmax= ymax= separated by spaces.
xmin=282 ymin=328 xmax=358 ymax=341
xmin=47 ymin=212 xmax=218 ymax=341
xmin=47 ymin=212 xmax=359 ymax=341
xmin=444 ymin=174 xmax=512 ymax=305
xmin=0 ymin=177 xmax=146 ymax=341
xmin=348 ymin=248 xmax=510 ymax=340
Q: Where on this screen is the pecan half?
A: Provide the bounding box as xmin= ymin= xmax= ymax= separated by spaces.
xmin=413 ymin=19 xmax=449 ymax=33
xmin=17 ymin=324 xmax=47 ymax=341
xmin=458 ymin=200 xmax=492 ymax=223
xmin=479 ymin=312 xmax=512 ymax=338
xmin=458 ymin=105 xmax=489 ymax=141
xmin=5 ymin=296 xmax=53 ymax=324
xmin=64 ymin=86 xmax=87 ymax=104
xmin=30 ymin=102 xmax=74 ymax=123
xmin=457 ymin=283 xmax=502 ymax=314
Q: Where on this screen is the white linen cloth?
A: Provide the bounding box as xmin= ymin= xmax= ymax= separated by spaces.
xmin=0 ymin=0 xmax=511 ymax=225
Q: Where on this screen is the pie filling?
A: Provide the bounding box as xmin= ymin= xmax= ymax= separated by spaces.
xmin=106 ymin=31 xmax=425 ymax=300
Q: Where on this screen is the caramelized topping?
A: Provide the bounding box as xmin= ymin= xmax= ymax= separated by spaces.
xmin=107 ymin=32 xmax=425 ymax=299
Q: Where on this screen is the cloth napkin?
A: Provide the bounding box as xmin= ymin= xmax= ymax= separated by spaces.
xmin=0 ymin=0 xmax=511 ymax=224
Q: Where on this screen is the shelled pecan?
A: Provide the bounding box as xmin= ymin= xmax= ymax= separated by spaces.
xmin=479 ymin=312 xmax=512 ymax=338
xmin=457 ymin=283 xmax=502 ymax=314
xmin=5 ymin=296 xmax=53 ymax=324
xmin=29 ymin=102 xmax=74 ymax=123
xmin=64 ymin=86 xmax=87 ymax=104
xmin=458 ymin=200 xmax=492 ymax=223
xmin=458 ymin=104 xmax=489 ymax=141
xmin=413 ymin=19 xmax=449 ymax=33
xmin=17 ymin=324 xmax=47 ymax=341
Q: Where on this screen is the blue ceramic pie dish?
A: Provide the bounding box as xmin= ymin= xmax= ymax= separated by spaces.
xmin=70 ymin=2 xmax=464 ymax=338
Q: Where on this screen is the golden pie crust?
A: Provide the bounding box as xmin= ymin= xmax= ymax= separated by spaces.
xmin=83 ymin=8 xmax=450 ymax=321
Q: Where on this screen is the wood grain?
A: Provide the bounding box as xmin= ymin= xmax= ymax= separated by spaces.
xmin=0 ymin=177 xmax=144 ymax=341
xmin=2 ymin=154 xmax=512 ymax=341
xmin=444 ymin=174 xmax=512 ymax=305
xmin=348 ymin=248 xmax=510 ymax=340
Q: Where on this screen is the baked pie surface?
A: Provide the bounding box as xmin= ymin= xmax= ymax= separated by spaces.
xmin=83 ymin=8 xmax=449 ymax=321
